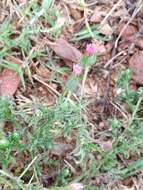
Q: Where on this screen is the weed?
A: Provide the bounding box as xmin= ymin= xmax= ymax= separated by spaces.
xmin=73 ymin=25 xmax=111 ymax=41
xmin=1 ymin=0 xmax=143 ymax=189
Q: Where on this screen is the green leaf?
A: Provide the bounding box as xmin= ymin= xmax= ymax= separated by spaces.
xmin=81 ymin=55 xmax=97 ymax=68
xmin=66 ymin=76 xmax=78 ymax=92
xmin=116 ymin=69 xmax=132 ymax=88
xmin=121 ymin=157 xmax=143 ymax=176
xmin=111 ymin=118 xmax=120 ymax=129
xmin=42 ymin=0 xmax=54 ymax=9
xmin=73 ymin=25 xmax=111 ymax=41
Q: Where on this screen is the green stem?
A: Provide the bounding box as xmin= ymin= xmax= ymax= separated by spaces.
xmin=0 ymin=121 xmax=5 ymax=139
xmin=81 ymin=66 xmax=90 ymax=98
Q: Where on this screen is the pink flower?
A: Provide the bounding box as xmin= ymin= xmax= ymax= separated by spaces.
xmin=86 ymin=43 xmax=96 ymax=55
xmin=56 ymin=17 xmax=65 ymax=27
xmin=73 ymin=64 xmax=82 ymax=75
xmin=69 ymin=183 xmax=83 ymax=190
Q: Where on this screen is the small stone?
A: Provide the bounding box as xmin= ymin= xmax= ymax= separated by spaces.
xmin=90 ymin=7 xmax=105 ymax=23
xmin=118 ymin=24 xmax=137 ymax=38
xmin=101 ymin=141 xmax=113 ymax=152
xmin=129 ymin=51 xmax=143 ymax=85
xmin=69 ymin=183 xmax=83 ymax=190
xmin=98 ymin=122 xmax=105 ymax=130
xmin=135 ymin=37 xmax=143 ymax=50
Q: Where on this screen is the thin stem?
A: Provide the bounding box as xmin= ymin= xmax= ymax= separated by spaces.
xmin=18 ymin=155 xmax=38 ymax=181
xmin=81 ymin=66 xmax=89 ymax=98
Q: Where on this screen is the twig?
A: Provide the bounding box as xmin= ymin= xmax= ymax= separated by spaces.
xmin=0 ymin=170 xmax=24 ymax=189
xmin=18 ymin=155 xmax=38 ymax=181
xmin=115 ymin=1 xmax=143 ymax=48
xmin=64 ymin=159 xmax=77 ymax=175
xmin=100 ymin=0 xmax=123 ymax=26
xmin=109 ymin=101 xmax=128 ymax=119
xmin=27 ymin=174 xmax=35 ymax=187
xmin=0 ymin=170 xmax=15 ymax=181
xmin=104 ymin=51 xmax=125 ymax=69
xmin=33 ymin=74 xmax=60 ymax=96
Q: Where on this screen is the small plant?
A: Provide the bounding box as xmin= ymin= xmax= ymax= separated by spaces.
xmin=67 ymin=43 xmax=97 ymax=96
xmin=0 ymin=97 xmax=12 ymax=121
xmin=116 ymin=69 xmax=143 ymax=110
xmin=73 ymin=24 xmax=111 ymax=41
xmin=1 ymin=0 xmax=143 ymax=189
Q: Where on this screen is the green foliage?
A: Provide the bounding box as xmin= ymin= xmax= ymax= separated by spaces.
xmin=73 ymin=25 xmax=112 ymax=41
xmin=0 ymin=97 xmax=12 ymax=121
xmin=116 ymin=69 xmax=143 ymax=110
xmin=1 ymin=0 xmax=143 ymax=189
xmin=116 ymin=69 xmax=132 ymax=88
xmin=81 ymin=54 xmax=97 ymax=68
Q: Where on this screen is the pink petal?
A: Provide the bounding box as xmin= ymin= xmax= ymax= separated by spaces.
xmin=86 ymin=43 xmax=96 ymax=55
xmin=69 ymin=183 xmax=83 ymax=190
xmin=73 ymin=64 xmax=82 ymax=75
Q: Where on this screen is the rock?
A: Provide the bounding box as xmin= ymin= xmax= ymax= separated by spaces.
xmin=101 ymin=23 xmax=112 ymax=36
xmin=135 ymin=37 xmax=143 ymax=50
xmin=101 ymin=141 xmax=113 ymax=152
xmin=129 ymin=51 xmax=143 ymax=85
xmin=90 ymin=7 xmax=105 ymax=23
xmin=118 ymin=24 xmax=137 ymax=38
xmin=0 ymin=56 xmax=22 ymax=96
xmin=49 ymin=38 xmax=81 ymax=63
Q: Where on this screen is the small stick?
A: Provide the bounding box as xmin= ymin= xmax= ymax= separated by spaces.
xmin=115 ymin=1 xmax=143 ymax=48
xmin=33 ymin=74 xmax=60 ymax=96
xmin=18 ymin=155 xmax=38 ymax=181
xmin=104 ymin=51 xmax=125 ymax=69
xmin=0 ymin=169 xmax=15 ymax=180
xmin=100 ymin=0 xmax=123 ymax=26
xmin=109 ymin=101 xmax=128 ymax=119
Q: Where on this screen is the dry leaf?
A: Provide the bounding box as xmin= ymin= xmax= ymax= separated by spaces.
xmin=36 ymin=65 xmax=51 ymax=79
xmin=118 ymin=24 xmax=137 ymax=38
xmin=68 ymin=3 xmax=82 ymax=21
xmin=93 ymin=40 xmax=107 ymax=55
xmin=6 ymin=55 xmax=23 ymax=66
xmin=105 ymin=42 xmax=112 ymax=53
xmin=119 ymin=36 xmax=135 ymax=49
xmin=100 ymin=23 xmax=112 ymax=35
xmin=83 ymin=79 xmax=98 ymax=96
xmin=135 ymin=37 xmax=143 ymax=50
xmin=49 ymin=38 xmax=82 ymax=63
xmin=50 ymin=143 xmax=72 ymax=156
xmin=129 ymin=51 xmax=143 ymax=85
xmin=0 ymin=56 xmax=22 ymax=96
xmin=90 ymin=7 xmax=105 ymax=23
xmin=0 ymin=70 xmax=20 ymax=97
xmin=101 ymin=141 xmax=113 ymax=152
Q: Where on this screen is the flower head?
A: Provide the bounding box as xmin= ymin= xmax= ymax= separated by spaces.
xmin=86 ymin=43 xmax=96 ymax=56
xmin=73 ymin=64 xmax=82 ymax=75
xmin=69 ymin=183 xmax=83 ymax=190
xmin=56 ymin=17 xmax=65 ymax=27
